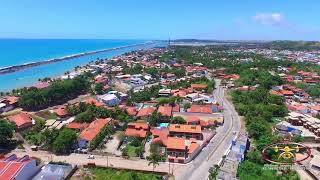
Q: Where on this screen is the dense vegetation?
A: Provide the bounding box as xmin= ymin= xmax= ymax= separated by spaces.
xmin=67 ymin=102 xmax=131 ymax=123
xmin=0 ymin=119 xmax=15 ymax=147
xmin=85 ymin=167 xmax=162 ymax=180
xmin=18 ymin=75 xmax=90 ymax=110
xmin=52 ymin=129 xmax=77 ymax=154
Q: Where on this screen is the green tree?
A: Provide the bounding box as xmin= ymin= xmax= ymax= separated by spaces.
xmin=147 ymin=153 xmax=162 ymax=173
xmin=292 ymin=135 xmax=303 ymax=142
xmin=94 ymin=83 xmax=104 ymax=95
xmin=0 ymin=119 xmax=15 ymax=146
xmin=52 ymin=129 xmax=77 ymax=154
xmin=171 ymin=116 xmax=187 ymax=124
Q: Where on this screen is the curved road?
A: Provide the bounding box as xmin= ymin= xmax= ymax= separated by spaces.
xmin=176 ymin=79 xmax=241 ymax=180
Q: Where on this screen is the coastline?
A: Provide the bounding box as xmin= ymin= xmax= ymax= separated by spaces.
xmin=0 ymin=41 xmax=156 ymax=75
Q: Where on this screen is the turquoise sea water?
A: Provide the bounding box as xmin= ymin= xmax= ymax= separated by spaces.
xmin=0 ymin=39 xmax=159 ymax=92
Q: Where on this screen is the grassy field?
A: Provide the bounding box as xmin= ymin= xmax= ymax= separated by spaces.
xmin=84 ymin=167 xmax=162 ymax=180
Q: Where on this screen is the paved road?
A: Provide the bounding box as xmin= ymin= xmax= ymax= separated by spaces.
xmin=177 ymin=79 xmax=241 ymax=180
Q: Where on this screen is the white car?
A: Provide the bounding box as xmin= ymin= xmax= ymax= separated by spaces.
xmin=88 ymin=155 xmax=95 ymax=159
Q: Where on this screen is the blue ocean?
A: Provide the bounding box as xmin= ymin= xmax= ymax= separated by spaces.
xmin=0 ymin=39 xmax=159 ymax=92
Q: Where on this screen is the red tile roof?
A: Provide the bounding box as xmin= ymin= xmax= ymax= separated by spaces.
xmin=158 ymin=106 xmax=172 ymax=117
xmin=136 ymin=107 xmax=155 ymax=117
xmin=173 ymin=90 xmax=187 ymax=97
xmin=310 ymin=106 xmax=320 ymax=111
xmin=0 ymin=155 xmax=35 ymax=180
xmin=172 ymin=105 xmax=180 ymax=112
xmin=280 ymin=89 xmax=294 ymax=96
xmin=7 ymin=112 xmax=33 ymax=129
xmin=126 ymin=107 xmax=137 ymax=116
xmin=125 ymin=129 xmax=147 ymax=138
xmin=151 ymin=127 xmax=169 ymax=145
xmin=169 ymin=124 xmax=202 ymax=134
xmin=188 ymin=141 xmax=199 ymax=154
xmin=4 ymin=96 xmax=19 ymax=105
xmin=127 ymin=122 xmax=149 ymax=130
xmin=166 ymin=137 xmax=185 ymax=150
xmin=66 ymin=122 xmax=89 ymax=130
xmin=85 ymin=98 xmax=104 ymax=107
xmin=79 ymin=118 xmax=111 ymax=141
xmin=186 ymin=116 xmax=200 ymax=124
xmin=191 ymin=84 xmax=208 ymax=89
xmin=187 ymin=105 xmax=212 ymax=114
xmin=53 ymin=106 xmax=67 ymax=117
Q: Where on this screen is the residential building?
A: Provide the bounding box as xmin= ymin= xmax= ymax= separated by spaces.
xmin=98 ymin=94 xmax=120 ymax=106
xmin=7 ymin=112 xmax=34 ymax=130
xmin=0 ymin=154 xmax=40 ymax=180
xmin=32 ymin=163 xmax=75 ymax=180
xmin=158 ymin=105 xmax=173 ymax=118
xmin=125 ymin=122 xmax=149 ymax=138
xmin=136 ymin=107 xmax=155 ymax=119
xmin=78 ymin=118 xmax=112 ymax=148
xmin=187 ymin=104 xmax=212 ymax=114
xmin=169 ymin=124 xmax=203 ymax=140
xmin=158 ymin=89 xmax=172 ymax=97
xmin=53 ymin=106 xmax=68 ymax=118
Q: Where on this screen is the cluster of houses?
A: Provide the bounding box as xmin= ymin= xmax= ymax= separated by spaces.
xmin=0 ymin=47 xmax=228 ymax=168
xmin=275 ymin=112 xmax=320 ymax=142
xmin=232 ymin=48 xmax=320 ymax=64
xmin=268 ymin=68 xmax=320 ymax=142
xmin=0 ymin=154 xmax=75 ymax=180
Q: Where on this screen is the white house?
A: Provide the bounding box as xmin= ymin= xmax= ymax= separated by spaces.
xmin=98 ymin=94 xmax=120 ymax=106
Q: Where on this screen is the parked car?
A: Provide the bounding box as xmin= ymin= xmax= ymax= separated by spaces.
xmin=88 ymin=155 xmax=95 ymax=159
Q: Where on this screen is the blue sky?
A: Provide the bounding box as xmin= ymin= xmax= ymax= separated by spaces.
xmin=0 ymin=0 xmax=319 ymax=40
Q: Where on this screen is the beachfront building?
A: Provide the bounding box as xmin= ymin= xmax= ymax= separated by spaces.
xmin=0 ymin=96 xmax=19 ymax=113
xmin=0 ymin=154 xmax=41 ymax=180
xmin=78 ymin=118 xmax=112 ymax=148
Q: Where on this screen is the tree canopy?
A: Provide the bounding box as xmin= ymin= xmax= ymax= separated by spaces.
xmin=0 ymin=119 xmax=15 ymax=146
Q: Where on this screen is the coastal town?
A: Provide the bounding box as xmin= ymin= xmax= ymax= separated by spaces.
xmin=1 ymin=41 xmax=320 ymax=180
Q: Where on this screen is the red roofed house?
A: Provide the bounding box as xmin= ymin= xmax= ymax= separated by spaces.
xmin=151 ymin=127 xmax=169 ymax=146
xmin=158 ymin=105 xmax=173 ymax=120
xmin=280 ymin=89 xmax=294 ymax=97
xmin=53 ymin=106 xmax=68 ymax=118
xmin=166 ymin=137 xmax=186 ymax=163
xmin=187 ymin=105 xmax=212 ymax=114
xmin=0 ymin=154 xmax=40 ymax=180
xmin=66 ymin=122 xmax=89 ymax=132
xmin=126 ymin=107 xmax=137 ymax=116
xmin=191 ymin=84 xmax=208 ymax=91
xmin=310 ymin=106 xmax=320 ymax=117
xmin=136 ymin=107 xmax=155 ymax=119
xmin=0 ymin=96 xmax=19 ymax=113
xmin=78 ymin=118 xmax=112 ymax=148
xmin=7 ymin=112 xmax=34 ymax=130
xmin=169 ymin=124 xmax=203 ymax=140
xmin=85 ymin=98 xmax=105 ymax=107
xmin=125 ymin=122 xmax=149 ymax=138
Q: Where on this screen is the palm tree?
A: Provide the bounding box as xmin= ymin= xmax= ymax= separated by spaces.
xmin=147 ymin=153 xmax=161 ymax=173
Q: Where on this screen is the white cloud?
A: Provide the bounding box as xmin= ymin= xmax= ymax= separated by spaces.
xmin=252 ymin=13 xmax=284 ymax=26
